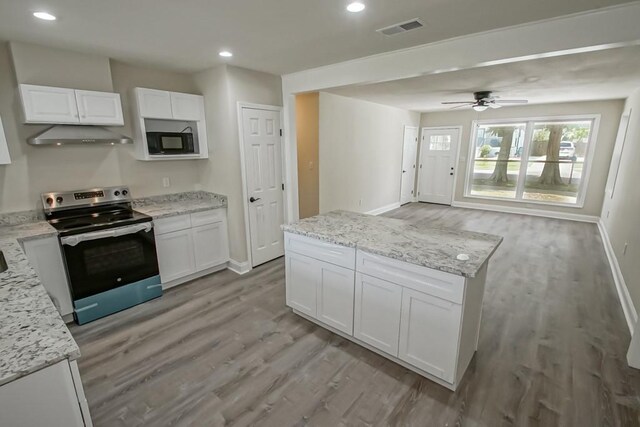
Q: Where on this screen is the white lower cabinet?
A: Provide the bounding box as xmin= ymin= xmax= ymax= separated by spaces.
xmin=22 ymin=236 xmax=74 ymax=316
xmin=398 ymin=288 xmax=462 ymax=383
xmin=154 ymin=209 xmax=229 ymax=286
xmin=156 ymin=229 xmax=196 ymax=282
xmin=0 ymin=360 xmax=90 ymax=426
xmin=193 ymin=222 xmax=230 ymax=271
xmin=286 ymin=251 xmax=355 ymax=334
xmin=284 ymin=232 xmax=487 ymax=391
xmin=285 ymin=252 xmax=318 ymax=317
xmin=317 ymin=262 xmax=355 ymax=334
xmin=354 ymin=273 xmax=402 ymax=356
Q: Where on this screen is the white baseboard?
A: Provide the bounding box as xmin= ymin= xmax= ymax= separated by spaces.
xmin=228 ymin=259 xmax=252 ymax=275
xmin=451 ymin=201 xmax=599 ymax=223
xmin=366 ymin=202 xmax=402 ymax=216
xmin=597 ymin=219 xmax=637 ymax=335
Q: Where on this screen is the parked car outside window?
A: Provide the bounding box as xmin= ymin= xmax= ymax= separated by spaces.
xmin=559 ymin=141 xmax=577 ymax=161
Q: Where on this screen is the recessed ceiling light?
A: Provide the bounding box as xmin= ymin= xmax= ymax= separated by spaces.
xmin=219 ymin=51 xmax=233 ymax=58
xmin=347 ymin=2 xmax=365 ymax=13
xmin=33 ymin=11 xmax=56 ymax=21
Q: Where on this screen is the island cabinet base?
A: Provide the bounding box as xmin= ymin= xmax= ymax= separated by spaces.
xmin=284 ymin=232 xmax=488 ymax=391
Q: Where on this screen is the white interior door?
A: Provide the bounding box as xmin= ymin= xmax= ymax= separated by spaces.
xmin=418 ymin=128 xmax=460 ymax=205
xmin=242 ymin=107 xmax=285 ymax=267
xmin=400 ymin=126 xmax=419 ymax=205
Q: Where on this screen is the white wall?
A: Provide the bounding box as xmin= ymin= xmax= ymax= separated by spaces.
xmin=0 ymin=41 xmax=202 ymax=212
xmin=602 ymin=89 xmax=640 ymax=312
xmin=319 ymin=92 xmax=420 ymax=213
xmin=420 ymin=100 xmax=624 ymax=217
xmin=195 ymin=64 xmax=283 ymax=263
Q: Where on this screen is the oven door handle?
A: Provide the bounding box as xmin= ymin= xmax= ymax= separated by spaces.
xmin=60 ymin=222 xmax=153 ymax=246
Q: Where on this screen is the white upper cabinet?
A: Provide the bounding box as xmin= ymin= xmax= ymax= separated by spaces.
xmin=136 ymin=88 xmax=173 ymax=119
xmin=132 ymin=87 xmax=209 ymax=161
xmin=19 ymin=84 xmax=124 ymax=126
xmin=170 ymin=92 xmax=202 ymax=120
xmin=20 ymin=84 xmax=79 ymax=124
xmin=75 ymin=90 xmax=124 ymax=125
xmin=0 ymin=117 xmax=10 ymax=165
xmin=135 ymin=88 xmax=204 ymax=121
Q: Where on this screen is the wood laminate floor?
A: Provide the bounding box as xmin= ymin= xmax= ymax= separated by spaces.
xmin=70 ymin=203 xmax=640 ymax=427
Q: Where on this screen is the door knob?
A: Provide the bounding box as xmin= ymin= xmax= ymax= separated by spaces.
xmin=402 ymin=170 xmax=407 ymax=173
xmin=249 ymin=197 xmax=261 ymax=203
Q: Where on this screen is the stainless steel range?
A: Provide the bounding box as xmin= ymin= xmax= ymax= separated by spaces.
xmin=43 ymin=187 xmax=161 ymax=325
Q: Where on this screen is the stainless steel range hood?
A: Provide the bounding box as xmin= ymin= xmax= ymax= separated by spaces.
xmin=28 ymin=125 xmax=132 ymax=146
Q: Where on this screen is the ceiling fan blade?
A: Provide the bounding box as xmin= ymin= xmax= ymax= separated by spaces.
xmin=495 ymin=100 xmax=528 ymax=104
xmin=450 ymin=104 xmax=472 ymax=110
xmin=441 ymin=101 xmax=474 ymax=104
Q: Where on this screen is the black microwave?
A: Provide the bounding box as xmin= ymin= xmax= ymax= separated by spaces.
xmin=146 ymin=132 xmax=195 ymax=155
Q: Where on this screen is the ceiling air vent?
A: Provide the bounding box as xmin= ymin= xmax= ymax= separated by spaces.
xmin=377 ymin=19 xmax=424 ymax=36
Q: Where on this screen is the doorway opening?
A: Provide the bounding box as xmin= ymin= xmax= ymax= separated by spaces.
xmin=295 ymin=93 xmax=320 ymax=219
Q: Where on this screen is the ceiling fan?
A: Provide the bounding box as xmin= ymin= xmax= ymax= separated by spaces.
xmin=441 ymin=91 xmax=528 ymax=111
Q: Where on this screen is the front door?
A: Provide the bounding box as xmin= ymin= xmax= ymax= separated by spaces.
xmin=400 ymin=126 xmax=419 ymax=205
xmin=242 ymin=107 xmax=285 ymax=267
xmin=418 ymin=128 xmax=460 ymax=205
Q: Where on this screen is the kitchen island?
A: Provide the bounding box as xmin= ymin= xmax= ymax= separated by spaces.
xmin=282 ymin=210 xmax=502 ymax=390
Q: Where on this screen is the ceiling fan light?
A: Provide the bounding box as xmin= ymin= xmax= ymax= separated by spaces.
xmin=488 ymin=103 xmax=502 ymax=109
xmin=473 ymin=105 xmax=488 ymax=112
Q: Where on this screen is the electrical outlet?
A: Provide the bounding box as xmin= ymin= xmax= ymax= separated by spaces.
xmin=624 ymin=242 xmax=628 ymax=256
xmin=162 ymin=177 xmax=170 ymax=188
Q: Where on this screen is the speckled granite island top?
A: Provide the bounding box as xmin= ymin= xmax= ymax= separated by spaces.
xmin=133 ymin=190 xmax=227 ymax=219
xmin=0 ymin=224 xmax=80 ymax=387
xmin=282 ymin=210 xmax=503 ymax=277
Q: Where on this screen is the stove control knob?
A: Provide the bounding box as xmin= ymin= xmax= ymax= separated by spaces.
xmin=46 ymin=197 xmax=54 ymax=205
xmin=114 ymin=190 xmax=120 ymax=196
xmin=56 ymin=197 xmax=63 ymax=204
xmin=122 ymin=189 xmax=128 ymax=196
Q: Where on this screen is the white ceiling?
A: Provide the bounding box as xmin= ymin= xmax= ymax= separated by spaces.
xmin=0 ymin=0 xmax=634 ymax=75
xmin=325 ymin=46 xmax=640 ymax=111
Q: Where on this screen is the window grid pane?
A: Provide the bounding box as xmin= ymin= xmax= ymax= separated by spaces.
xmin=466 ymin=119 xmax=594 ymax=206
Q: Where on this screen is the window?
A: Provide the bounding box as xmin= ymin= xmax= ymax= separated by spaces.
xmin=465 ymin=116 xmax=599 ymax=207
xmin=429 ymin=134 xmax=452 ymax=151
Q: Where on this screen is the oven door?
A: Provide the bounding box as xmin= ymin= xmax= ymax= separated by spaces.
xmin=60 ymin=223 xmax=159 ymax=300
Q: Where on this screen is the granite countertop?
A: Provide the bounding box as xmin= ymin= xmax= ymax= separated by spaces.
xmin=133 ymin=191 xmax=227 ymax=219
xmin=0 ymin=223 xmax=80 ymax=387
xmin=282 ymin=210 xmax=503 ymax=278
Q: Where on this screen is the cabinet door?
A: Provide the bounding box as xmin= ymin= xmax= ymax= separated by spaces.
xmin=285 ymin=252 xmax=318 ymax=318
xmin=317 ymin=262 xmax=355 ymax=335
xmin=0 ymin=361 xmax=84 ymax=427
xmin=22 ymin=237 xmax=74 ymax=316
xmin=155 ymin=229 xmax=196 ymax=283
xmin=398 ymin=288 xmax=462 ymax=383
xmin=354 ymin=273 xmax=402 ymax=356
xmin=19 ymin=84 xmax=79 ymax=124
xmin=192 ymin=221 xmax=230 ymax=271
xmin=170 ymin=92 xmax=203 ymax=120
xmin=136 ymin=88 xmax=173 ymax=119
xmin=75 ymin=90 xmax=124 ymax=125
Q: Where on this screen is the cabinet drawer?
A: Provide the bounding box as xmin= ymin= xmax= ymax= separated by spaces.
xmin=285 ymin=233 xmax=355 ymax=269
xmin=153 ymin=214 xmax=192 ymax=235
xmin=191 ymin=209 xmax=225 ymax=227
xmin=356 ymin=251 xmax=465 ymax=304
